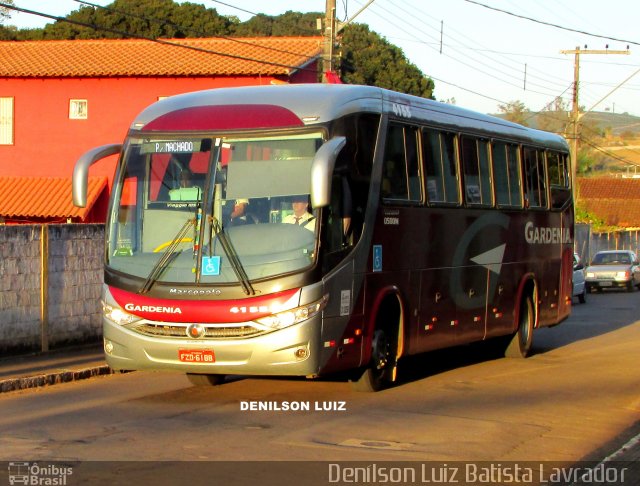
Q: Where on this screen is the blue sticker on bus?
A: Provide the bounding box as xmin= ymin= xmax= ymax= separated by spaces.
xmin=373 ymin=245 xmax=382 ymax=272
xmin=202 ymin=256 xmax=221 ymax=276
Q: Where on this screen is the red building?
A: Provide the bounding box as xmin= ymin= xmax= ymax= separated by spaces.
xmin=0 ymin=36 xmax=322 ymax=222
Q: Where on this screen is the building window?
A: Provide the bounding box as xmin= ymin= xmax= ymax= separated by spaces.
xmin=69 ymin=99 xmax=88 ymax=119
xmin=0 ymin=97 xmax=14 ymax=145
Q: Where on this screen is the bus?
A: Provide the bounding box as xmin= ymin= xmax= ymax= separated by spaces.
xmin=73 ymin=84 xmax=573 ymax=392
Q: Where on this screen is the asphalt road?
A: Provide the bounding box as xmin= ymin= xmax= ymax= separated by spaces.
xmin=0 ymin=290 xmax=638 ymax=485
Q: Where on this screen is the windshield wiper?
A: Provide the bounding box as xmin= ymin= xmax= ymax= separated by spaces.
xmin=207 ymin=215 xmax=255 ymax=296
xmin=138 ymin=217 xmax=195 ymax=294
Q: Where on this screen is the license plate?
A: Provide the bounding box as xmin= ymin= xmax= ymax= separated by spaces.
xmin=600 ymin=281 xmax=612 ymax=287
xmin=178 ymin=349 xmax=215 ymax=363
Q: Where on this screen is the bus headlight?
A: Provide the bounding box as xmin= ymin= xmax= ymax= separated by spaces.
xmin=102 ymin=301 xmax=139 ymax=326
xmin=254 ymin=295 xmax=329 ymax=330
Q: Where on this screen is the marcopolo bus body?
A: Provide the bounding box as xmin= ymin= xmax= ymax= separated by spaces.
xmin=73 ymin=84 xmax=573 ymax=391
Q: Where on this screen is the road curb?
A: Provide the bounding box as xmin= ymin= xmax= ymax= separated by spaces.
xmin=0 ymin=365 xmax=114 ymax=394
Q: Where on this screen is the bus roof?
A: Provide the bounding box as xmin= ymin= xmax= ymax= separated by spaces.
xmin=131 ymin=84 xmax=568 ymax=152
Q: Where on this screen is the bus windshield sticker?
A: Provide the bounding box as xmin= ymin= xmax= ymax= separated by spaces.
xmin=202 ymin=256 xmax=221 ymax=276
xmin=141 ymin=140 xmax=202 ymax=154
xmin=373 ymin=245 xmax=383 ymax=272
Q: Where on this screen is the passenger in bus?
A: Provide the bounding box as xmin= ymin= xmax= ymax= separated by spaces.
xmin=283 ymin=195 xmax=316 ymax=231
xmin=169 ymin=168 xmax=201 ymax=201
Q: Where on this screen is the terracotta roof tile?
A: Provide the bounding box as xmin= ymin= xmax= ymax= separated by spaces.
xmin=577 ymin=177 xmax=640 ymax=228
xmin=0 ymin=37 xmax=322 ymax=77
xmin=577 ymin=177 xmax=640 ymax=199
xmin=0 ymin=176 xmax=107 ymax=222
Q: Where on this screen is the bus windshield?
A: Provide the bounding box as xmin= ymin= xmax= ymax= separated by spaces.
xmin=107 ymin=132 xmax=324 ymax=287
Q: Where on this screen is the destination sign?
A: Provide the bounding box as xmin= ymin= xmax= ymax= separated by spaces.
xmin=141 ymin=140 xmax=202 ymax=154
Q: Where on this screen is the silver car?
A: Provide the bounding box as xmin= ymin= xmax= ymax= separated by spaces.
xmin=573 ymin=253 xmax=586 ymax=303
xmin=585 ymin=250 xmax=640 ymax=293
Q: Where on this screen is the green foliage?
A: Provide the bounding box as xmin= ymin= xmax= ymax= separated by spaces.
xmin=0 ymin=0 xmax=14 ymax=24
xmin=575 ymin=202 xmax=618 ymax=232
xmin=233 ymin=11 xmax=320 ymax=36
xmin=498 ymin=100 xmax=530 ymax=126
xmin=340 ymin=24 xmax=434 ymax=98
xmin=21 ymin=0 xmax=234 ymax=40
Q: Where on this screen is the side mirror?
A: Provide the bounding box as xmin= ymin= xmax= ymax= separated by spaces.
xmin=73 ymin=144 xmax=122 ymax=207
xmin=310 ymin=136 xmax=346 ymax=208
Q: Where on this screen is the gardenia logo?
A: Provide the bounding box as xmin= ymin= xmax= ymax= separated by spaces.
xmin=124 ymin=303 xmax=182 ymax=314
xmin=524 ymin=222 xmax=571 ymax=244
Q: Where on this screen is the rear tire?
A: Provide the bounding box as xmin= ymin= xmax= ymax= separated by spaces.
xmin=186 ymin=373 xmax=225 ymax=386
xmin=505 ymin=295 xmax=534 ymax=358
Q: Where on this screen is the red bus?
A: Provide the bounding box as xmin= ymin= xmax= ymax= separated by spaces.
xmin=73 ymin=84 xmax=573 ymax=391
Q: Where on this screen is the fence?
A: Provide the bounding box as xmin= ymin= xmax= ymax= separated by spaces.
xmin=0 ymin=224 xmax=104 ymax=354
xmin=1 ymin=221 xmax=637 ymax=354
xmin=575 ymin=223 xmax=640 ymax=263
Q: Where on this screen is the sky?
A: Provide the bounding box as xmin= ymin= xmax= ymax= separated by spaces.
xmin=4 ymin=0 xmax=640 ymax=118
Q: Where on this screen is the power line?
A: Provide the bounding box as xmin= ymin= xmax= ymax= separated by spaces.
xmin=0 ymin=2 xmax=321 ymax=75
xmin=207 ymin=0 xmax=321 ymax=37
xmin=208 ymin=0 xmax=259 ymax=18
xmin=581 ymin=137 xmax=640 ymax=167
xmin=73 ymin=0 xmax=315 ymax=58
xmin=463 ymin=0 xmax=639 ymax=47
xmin=368 ymin=0 xmax=563 ymax=99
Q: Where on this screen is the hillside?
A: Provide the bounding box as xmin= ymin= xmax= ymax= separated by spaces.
xmin=495 ymin=110 xmax=640 ymax=173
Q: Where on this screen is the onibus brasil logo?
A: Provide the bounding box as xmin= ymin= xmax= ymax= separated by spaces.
xmin=8 ymin=462 xmax=72 ymax=485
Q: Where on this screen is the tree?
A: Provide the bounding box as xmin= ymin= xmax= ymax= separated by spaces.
xmin=30 ymin=0 xmax=234 ymax=40
xmin=339 ymin=24 xmax=434 ymax=99
xmin=233 ymin=11 xmax=319 ymax=37
xmin=0 ymin=0 xmax=14 ymax=24
xmin=498 ymin=100 xmax=529 ymax=126
xmin=537 ymin=96 xmax=570 ymax=134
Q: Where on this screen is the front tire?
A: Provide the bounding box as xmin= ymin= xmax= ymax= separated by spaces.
xmin=186 ymin=373 xmax=225 ymax=386
xmin=505 ymin=295 xmax=534 ymax=358
xmin=351 ymin=329 xmax=395 ymax=392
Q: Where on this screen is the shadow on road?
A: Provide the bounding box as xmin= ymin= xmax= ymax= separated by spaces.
xmin=392 ymin=289 xmax=640 ymax=389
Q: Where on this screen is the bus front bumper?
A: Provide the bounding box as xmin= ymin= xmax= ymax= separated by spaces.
xmin=102 ymin=315 xmax=323 ymax=377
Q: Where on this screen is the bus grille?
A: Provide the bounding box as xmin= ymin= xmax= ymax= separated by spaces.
xmin=131 ymin=322 xmax=266 ymax=339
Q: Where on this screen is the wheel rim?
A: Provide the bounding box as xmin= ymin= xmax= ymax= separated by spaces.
xmin=371 ymin=330 xmax=390 ymax=371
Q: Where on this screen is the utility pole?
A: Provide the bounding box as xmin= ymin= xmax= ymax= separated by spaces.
xmin=559 ymin=46 xmax=630 ymax=184
xmin=322 ymin=0 xmax=337 ymax=82
xmin=321 ymin=0 xmax=375 ymax=82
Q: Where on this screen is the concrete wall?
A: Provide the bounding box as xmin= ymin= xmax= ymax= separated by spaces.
xmin=0 ymin=224 xmax=104 ymax=354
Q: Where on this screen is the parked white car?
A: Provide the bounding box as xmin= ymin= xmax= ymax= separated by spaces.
xmin=585 ymin=250 xmax=640 ymax=293
xmin=573 ymin=253 xmax=586 ymax=303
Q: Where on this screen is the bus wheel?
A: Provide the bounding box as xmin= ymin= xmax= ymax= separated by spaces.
xmin=186 ymin=373 xmax=225 ymax=386
xmin=351 ymin=329 xmax=394 ymax=392
xmin=505 ymin=295 xmax=534 ymax=358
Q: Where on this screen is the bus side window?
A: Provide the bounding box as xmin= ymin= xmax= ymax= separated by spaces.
xmin=492 ymin=141 xmax=522 ymax=208
xmin=422 ymin=128 xmax=460 ymax=205
xmin=523 ymin=147 xmax=547 ymax=208
xmin=460 ymin=136 xmax=492 ymax=206
xmin=548 ymin=151 xmax=571 ymax=209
